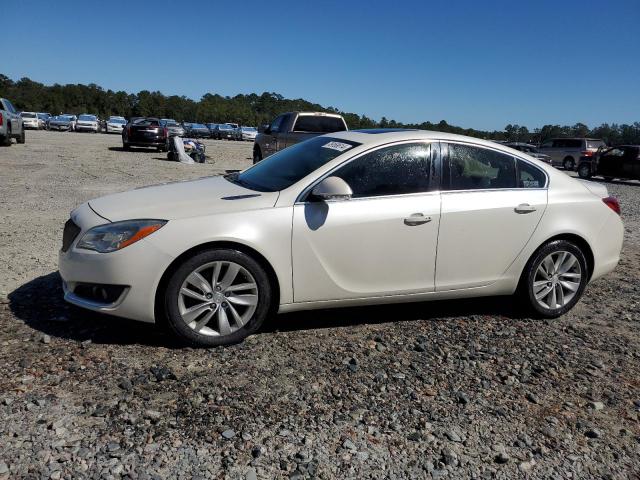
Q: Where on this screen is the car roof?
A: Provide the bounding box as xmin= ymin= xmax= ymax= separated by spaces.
xmin=327 ymin=129 xmax=512 ymax=148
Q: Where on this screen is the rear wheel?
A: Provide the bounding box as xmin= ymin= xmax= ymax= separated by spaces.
xmin=2 ymin=126 xmax=12 ymax=146
xmin=563 ymin=157 xmax=575 ymax=171
xmin=577 ymin=163 xmax=592 ymax=179
xmin=520 ymin=240 xmax=588 ymax=318
xmin=123 ymin=142 xmax=130 ymax=150
xmin=164 ymin=249 xmax=272 ymax=347
xmin=253 ymin=146 xmax=262 ymax=164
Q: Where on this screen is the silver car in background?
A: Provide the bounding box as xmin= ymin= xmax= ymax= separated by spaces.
xmin=504 ymin=142 xmax=551 ymax=164
xmin=48 ymin=115 xmax=76 ymax=131
xmin=538 ymin=138 xmax=606 ymax=171
xmin=164 ymin=120 xmax=185 ymax=137
xmin=236 ymin=126 xmax=258 ymax=141
xmin=76 ymin=114 xmax=100 ymax=133
xmin=105 ymin=116 xmax=127 ymax=133
xmin=20 ymin=112 xmax=40 ymax=129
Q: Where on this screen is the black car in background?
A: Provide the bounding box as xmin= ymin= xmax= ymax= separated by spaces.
xmin=578 ymin=145 xmax=640 ymax=181
xmin=122 ymin=117 xmax=168 ymax=151
xmin=212 ymin=123 xmax=235 ymax=140
xmin=185 ymin=123 xmax=211 ymax=138
xmin=206 ymin=123 xmax=219 ymax=136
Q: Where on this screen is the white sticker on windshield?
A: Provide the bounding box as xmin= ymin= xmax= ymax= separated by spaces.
xmin=322 ymin=141 xmax=352 ymax=152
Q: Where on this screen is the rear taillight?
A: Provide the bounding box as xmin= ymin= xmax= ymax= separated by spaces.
xmin=581 ymin=150 xmax=594 ymax=157
xmin=603 ymin=196 xmax=620 ymax=215
xmin=163 ymin=127 xmax=168 ymax=137
xmin=0 ymin=112 xmax=3 ymax=126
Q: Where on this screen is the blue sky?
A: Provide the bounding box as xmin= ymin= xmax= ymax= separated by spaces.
xmin=4 ymin=0 xmax=639 ymax=130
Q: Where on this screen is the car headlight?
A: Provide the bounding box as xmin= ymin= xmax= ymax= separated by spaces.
xmin=77 ymin=219 xmax=167 ymax=253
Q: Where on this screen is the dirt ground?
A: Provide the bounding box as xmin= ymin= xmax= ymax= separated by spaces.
xmin=0 ymin=130 xmax=639 ymax=479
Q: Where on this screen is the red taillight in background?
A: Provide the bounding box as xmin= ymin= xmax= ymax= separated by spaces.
xmin=581 ymin=150 xmax=595 ymax=157
xmin=0 ymin=112 xmax=3 ymax=126
xmin=163 ymin=127 xmax=168 ymax=137
xmin=603 ymin=196 xmax=621 ymax=215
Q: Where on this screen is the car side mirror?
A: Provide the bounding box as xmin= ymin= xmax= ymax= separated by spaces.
xmin=311 ymin=176 xmax=353 ymax=201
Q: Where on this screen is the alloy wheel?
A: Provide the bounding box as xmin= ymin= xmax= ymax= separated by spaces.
xmin=178 ymin=261 xmax=258 ymax=336
xmin=532 ymin=251 xmax=582 ymax=310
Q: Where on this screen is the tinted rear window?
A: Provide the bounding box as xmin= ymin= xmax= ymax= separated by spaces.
xmin=21 ymin=112 xmax=36 ymax=118
xmin=586 ymin=140 xmax=605 ymax=149
xmin=293 ymin=115 xmax=346 ymax=133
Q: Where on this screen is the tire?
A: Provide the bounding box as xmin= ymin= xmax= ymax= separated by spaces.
xmin=2 ymin=126 xmax=11 ymax=146
xmin=17 ymin=128 xmax=25 ymax=144
xmin=520 ymin=239 xmax=588 ymax=318
xmin=604 ymin=177 xmax=614 ymax=182
xmin=123 ymin=142 xmax=130 ymax=150
xmin=563 ymin=157 xmax=575 ymax=171
xmin=164 ymin=249 xmax=272 ymax=347
xmin=577 ymin=163 xmax=591 ymax=179
xmin=253 ymin=146 xmax=262 ymax=164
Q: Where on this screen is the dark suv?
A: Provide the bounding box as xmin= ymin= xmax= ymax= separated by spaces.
xmin=122 ymin=117 xmax=168 ymax=151
xmin=578 ymin=145 xmax=640 ymax=181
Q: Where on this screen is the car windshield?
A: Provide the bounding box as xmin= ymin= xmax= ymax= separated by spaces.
xmin=229 ymin=136 xmax=361 ymax=192
xmin=242 ymin=127 xmax=256 ymax=132
xmin=79 ymin=115 xmax=96 ymax=121
xmin=166 ymin=121 xmax=179 ymax=127
xmin=219 ymin=125 xmax=232 ymax=130
xmin=109 ymin=118 xmax=126 ymax=124
xmin=21 ymin=112 xmax=36 ymax=118
xmin=61 ymin=115 xmax=74 ymax=120
xmin=193 ymin=124 xmax=207 ymax=128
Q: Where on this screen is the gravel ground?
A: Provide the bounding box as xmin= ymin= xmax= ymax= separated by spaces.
xmin=0 ymin=131 xmax=639 ymax=479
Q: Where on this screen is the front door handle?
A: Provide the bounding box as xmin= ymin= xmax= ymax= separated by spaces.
xmin=404 ymin=213 xmax=432 ymax=226
xmin=514 ymin=203 xmax=537 ymax=214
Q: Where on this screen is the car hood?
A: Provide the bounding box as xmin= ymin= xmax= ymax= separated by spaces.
xmin=89 ymin=175 xmax=278 ymax=222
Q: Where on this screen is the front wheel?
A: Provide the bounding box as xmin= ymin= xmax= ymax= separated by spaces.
xmin=164 ymin=249 xmax=272 ymax=347
xmin=520 ymin=240 xmax=588 ymax=318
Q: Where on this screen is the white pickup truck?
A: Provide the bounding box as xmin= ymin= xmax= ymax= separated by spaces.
xmin=0 ymin=98 xmax=25 ymax=146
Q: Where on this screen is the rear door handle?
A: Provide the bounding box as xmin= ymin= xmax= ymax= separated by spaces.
xmin=404 ymin=213 xmax=432 ymax=226
xmin=514 ymin=203 xmax=537 ymax=214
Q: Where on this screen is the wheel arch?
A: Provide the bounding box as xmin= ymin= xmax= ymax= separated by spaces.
xmin=154 ymin=240 xmax=281 ymax=326
xmin=520 ymin=233 xmax=595 ymax=287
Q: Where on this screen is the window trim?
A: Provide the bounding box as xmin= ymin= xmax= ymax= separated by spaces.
xmin=441 ymin=140 xmax=549 ymax=193
xmin=296 ymin=140 xmax=440 ymax=204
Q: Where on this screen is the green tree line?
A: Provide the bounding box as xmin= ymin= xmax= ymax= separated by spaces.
xmin=2 ymin=74 xmax=639 ymax=145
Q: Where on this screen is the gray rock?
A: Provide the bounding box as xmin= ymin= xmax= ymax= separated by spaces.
xmin=41 ymin=334 xmax=51 ymax=344
xmin=495 ymin=452 xmax=510 ymax=464
xmin=0 ymin=462 xmax=8 ymax=474
xmin=342 ymin=439 xmax=357 ymax=451
xmin=245 ymin=468 xmax=257 ymax=480
xmin=588 ymin=401 xmax=605 ymax=410
xmin=221 ymin=429 xmax=236 ymax=439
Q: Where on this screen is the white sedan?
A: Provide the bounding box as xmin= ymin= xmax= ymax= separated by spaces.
xmin=59 ymin=130 xmax=623 ymax=347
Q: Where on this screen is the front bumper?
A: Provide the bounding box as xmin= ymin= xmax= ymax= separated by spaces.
xmin=50 ymin=124 xmax=71 ymax=131
xmin=23 ymin=120 xmax=39 ymax=129
xmin=76 ymin=124 xmax=98 ymax=131
xmin=58 ymin=203 xmax=174 ymax=323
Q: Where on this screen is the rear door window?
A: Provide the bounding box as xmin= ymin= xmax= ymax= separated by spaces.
xmin=517 ymin=160 xmax=547 ymax=188
xmin=444 ymin=143 xmax=516 ymax=190
xmin=293 ymin=115 xmax=346 ymax=133
xmin=269 ymin=115 xmax=286 ymax=133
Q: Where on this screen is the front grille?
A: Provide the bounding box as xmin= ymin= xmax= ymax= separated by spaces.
xmin=62 ymin=219 xmax=81 ymax=252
